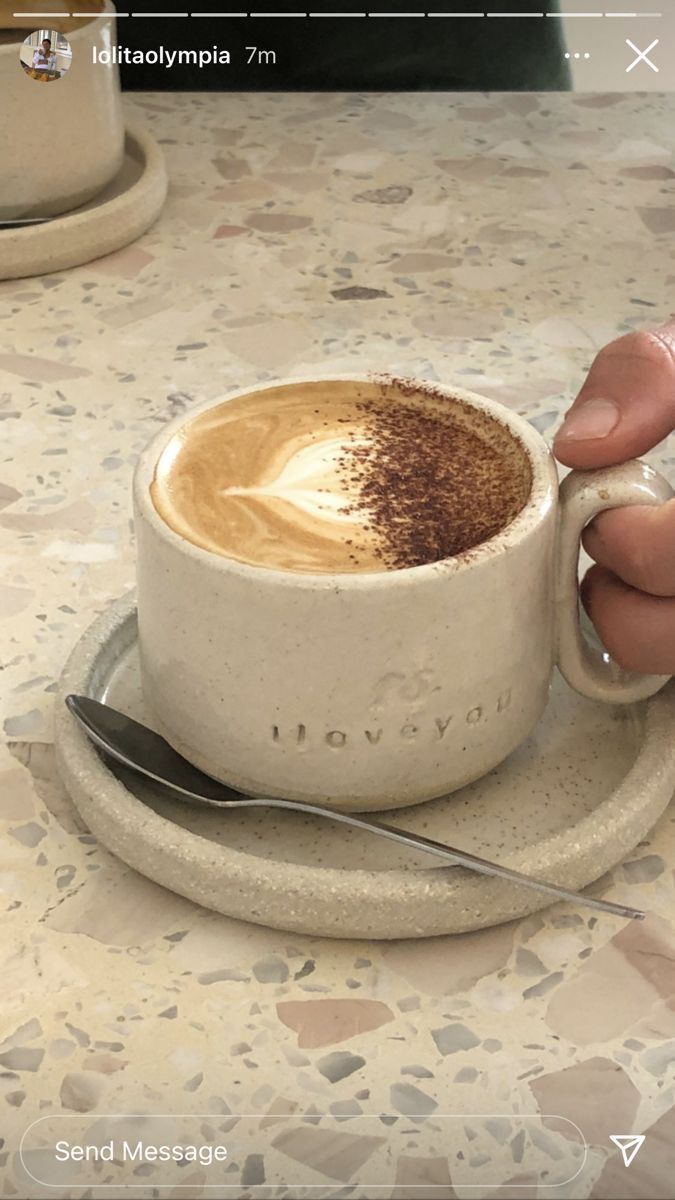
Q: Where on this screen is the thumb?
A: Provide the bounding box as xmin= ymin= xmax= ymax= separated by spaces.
xmin=553 ymin=322 xmax=675 ymax=469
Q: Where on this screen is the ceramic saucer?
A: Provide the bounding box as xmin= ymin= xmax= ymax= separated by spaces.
xmin=55 ymin=592 xmax=675 ymax=939
xmin=0 ymin=124 xmax=167 ymax=281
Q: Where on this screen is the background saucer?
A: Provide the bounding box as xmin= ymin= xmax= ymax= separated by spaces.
xmin=55 ymin=592 xmax=675 ymax=939
xmin=0 ymin=125 xmax=166 ymax=281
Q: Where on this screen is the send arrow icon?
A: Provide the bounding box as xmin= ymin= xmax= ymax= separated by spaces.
xmin=609 ymin=1134 xmax=645 ymax=1168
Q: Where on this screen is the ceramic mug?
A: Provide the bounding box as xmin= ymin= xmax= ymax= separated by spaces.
xmin=133 ymin=376 xmax=672 ymax=813
xmin=0 ymin=1 xmax=124 ymax=221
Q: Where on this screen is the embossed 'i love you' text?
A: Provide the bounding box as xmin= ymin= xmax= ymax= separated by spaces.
xmin=272 ymin=690 xmax=513 ymax=749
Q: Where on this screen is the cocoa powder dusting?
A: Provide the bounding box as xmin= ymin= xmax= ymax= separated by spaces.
xmin=336 ymin=396 xmax=530 ymax=571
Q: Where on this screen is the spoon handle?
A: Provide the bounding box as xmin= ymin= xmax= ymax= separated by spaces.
xmin=228 ymin=796 xmax=645 ymax=921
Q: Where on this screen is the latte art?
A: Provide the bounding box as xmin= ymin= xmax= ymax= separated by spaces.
xmin=223 ymin=435 xmax=371 ymax=523
xmin=150 ymin=379 xmax=533 ymax=573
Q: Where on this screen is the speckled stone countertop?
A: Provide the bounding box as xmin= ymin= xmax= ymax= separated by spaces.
xmin=1 ymin=92 xmax=675 ymax=1199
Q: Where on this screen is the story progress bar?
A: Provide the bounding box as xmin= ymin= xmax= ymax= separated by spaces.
xmin=12 ymin=10 xmax=665 ymax=18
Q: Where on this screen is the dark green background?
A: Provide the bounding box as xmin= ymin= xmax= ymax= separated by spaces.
xmin=118 ymin=2 xmax=571 ymax=91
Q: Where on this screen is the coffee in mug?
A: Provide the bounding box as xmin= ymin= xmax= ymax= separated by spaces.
xmin=150 ymin=381 xmax=532 ymax=574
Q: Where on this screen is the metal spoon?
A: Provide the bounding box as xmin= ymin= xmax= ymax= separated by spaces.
xmin=65 ymin=695 xmax=645 ymax=921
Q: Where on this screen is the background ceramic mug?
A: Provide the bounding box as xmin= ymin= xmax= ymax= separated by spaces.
xmin=0 ymin=1 xmax=124 ymax=221
xmin=133 ymin=377 xmax=672 ymax=813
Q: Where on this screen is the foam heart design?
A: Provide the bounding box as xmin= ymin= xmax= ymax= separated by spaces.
xmin=223 ymin=435 xmax=371 ymax=523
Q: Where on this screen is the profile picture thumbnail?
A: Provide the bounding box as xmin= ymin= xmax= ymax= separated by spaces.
xmin=20 ymin=28 xmax=72 ymax=83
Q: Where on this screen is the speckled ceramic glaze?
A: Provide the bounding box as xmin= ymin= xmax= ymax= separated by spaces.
xmin=134 ymin=377 xmax=672 ymax=813
xmin=0 ymin=2 xmax=124 ymax=222
xmin=55 ymin=590 xmax=675 ymax=939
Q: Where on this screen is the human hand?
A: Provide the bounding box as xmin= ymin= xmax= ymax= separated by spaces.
xmin=553 ymin=322 xmax=675 ymax=675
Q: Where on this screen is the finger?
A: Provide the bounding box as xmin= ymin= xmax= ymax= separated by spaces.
xmin=554 ymin=322 xmax=675 ymax=469
xmin=582 ymin=498 xmax=675 ymax=597
xmin=580 ymin=564 xmax=675 ymax=675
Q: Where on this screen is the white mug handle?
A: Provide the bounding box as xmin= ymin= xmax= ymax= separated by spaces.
xmin=556 ymin=459 xmax=673 ymax=703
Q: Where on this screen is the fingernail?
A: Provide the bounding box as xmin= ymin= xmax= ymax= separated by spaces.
xmin=556 ymin=398 xmax=620 ymax=442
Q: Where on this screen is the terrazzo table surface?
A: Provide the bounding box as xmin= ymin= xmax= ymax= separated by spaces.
xmin=1 ymin=91 xmax=675 ymax=1199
